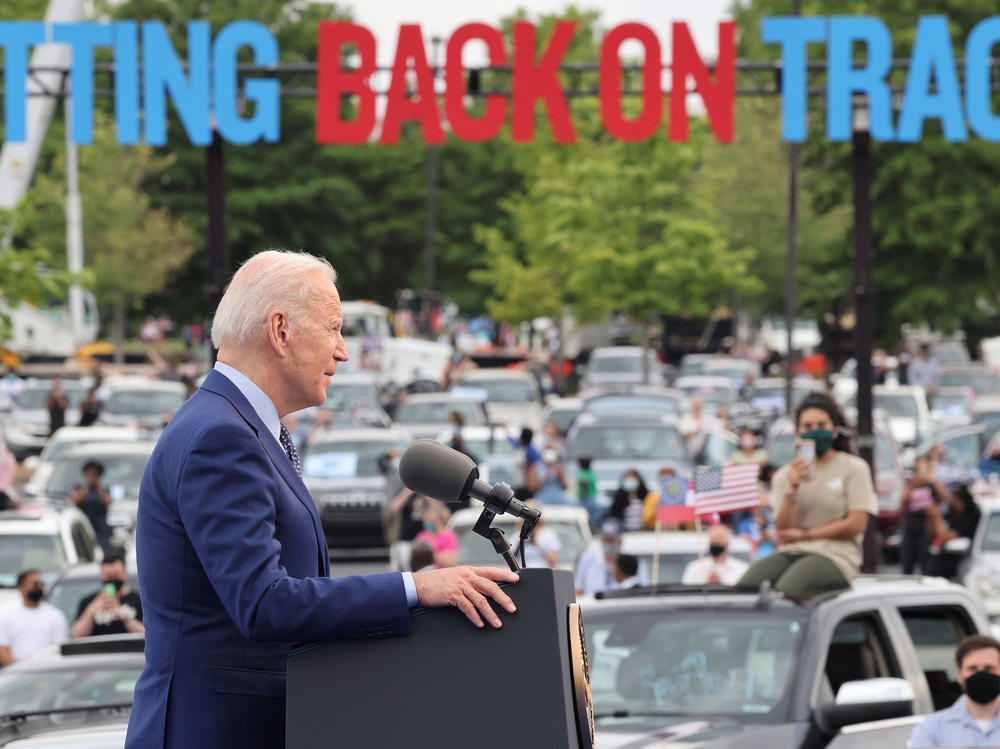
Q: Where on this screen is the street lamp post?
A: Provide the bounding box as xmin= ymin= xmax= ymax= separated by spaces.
xmin=852 ymin=96 xmax=877 ymax=572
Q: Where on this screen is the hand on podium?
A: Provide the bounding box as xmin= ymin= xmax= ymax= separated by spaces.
xmin=413 ymin=566 xmax=519 ymax=629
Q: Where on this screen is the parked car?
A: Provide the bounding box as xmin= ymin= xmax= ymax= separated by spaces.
xmin=21 ymin=426 xmax=143 ymax=501
xmin=2 ymin=380 xmax=89 ymax=460
xmin=47 ymin=563 xmax=141 ymax=626
xmin=98 ymin=378 xmax=187 ymax=431
xmin=844 ymin=385 xmax=931 ymax=451
xmin=618 ymin=531 xmax=754 ymax=584
xmin=961 ymin=496 xmax=1000 ymax=620
xmin=392 ymin=393 xmax=487 ymax=441
xmin=301 ymin=428 xmax=411 ymax=549
xmin=565 ymin=412 xmax=691 ymax=509
xmin=748 ymin=377 xmax=823 ymax=412
xmin=672 ymin=375 xmax=740 ymax=410
xmin=452 ymin=369 xmax=543 ymax=432
xmin=580 ymin=346 xmax=664 ymax=389
xmin=583 ymin=576 xmax=990 ymax=748
xmin=765 ymin=418 xmax=905 ymax=556
xmin=0 ymin=506 xmax=101 ymax=608
xmin=448 ymin=505 xmax=592 ymax=571
xmin=38 ymin=442 xmax=156 ymax=544
xmin=702 ymin=357 xmax=759 ymax=388
xmin=0 ymin=635 xmax=143 ymax=747
xmin=677 ymin=354 xmax=715 ymax=378
xmin=914 ymin=424 xmax=987 ymax=485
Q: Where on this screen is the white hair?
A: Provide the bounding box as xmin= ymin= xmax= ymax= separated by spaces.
xmin=210 ymin=250 xmax=337 ymax=348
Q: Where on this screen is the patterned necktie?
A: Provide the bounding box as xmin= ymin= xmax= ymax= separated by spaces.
xmin=279 ymin=424 xmax=302 ymax=476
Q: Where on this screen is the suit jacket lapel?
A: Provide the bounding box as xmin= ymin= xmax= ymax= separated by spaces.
xmin=200 ymin=370 xmax=329 ymax=575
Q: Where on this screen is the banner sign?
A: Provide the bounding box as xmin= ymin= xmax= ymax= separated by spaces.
xmin=1 ymin=15 xmax=998 ymax=146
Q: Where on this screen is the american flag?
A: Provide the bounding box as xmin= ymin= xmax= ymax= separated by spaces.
xmin=692 ymin=463 xmax=762 ymax=515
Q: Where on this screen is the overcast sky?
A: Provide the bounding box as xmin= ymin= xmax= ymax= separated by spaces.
xmin=350 ymin=0 xmax=734 ymax=65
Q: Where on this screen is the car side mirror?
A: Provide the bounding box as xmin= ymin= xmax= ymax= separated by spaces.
xmin=817 ymin=678 xmax=914 ymax=733
xmin=22 ymin=455 xmax=39 ymax=472
xmin=944 ymin=537 xmax=972 ymax=555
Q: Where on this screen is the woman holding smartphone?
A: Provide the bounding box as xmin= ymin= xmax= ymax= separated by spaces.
xmin=738 ymin=392 xmax=877 ymax=595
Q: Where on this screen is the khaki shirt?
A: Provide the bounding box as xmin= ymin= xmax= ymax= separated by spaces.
xmin=773 ymin=451 xmax=877 ymax=580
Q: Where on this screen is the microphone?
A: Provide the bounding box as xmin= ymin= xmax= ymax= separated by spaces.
xmin=398 ymin=440 xmax=541 ymax=524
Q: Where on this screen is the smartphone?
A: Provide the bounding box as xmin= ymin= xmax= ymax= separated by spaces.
xmin=795 ymin=439 xmax=816 ymax=479
xmin=103 ymin=583 xmax=117 ymax=598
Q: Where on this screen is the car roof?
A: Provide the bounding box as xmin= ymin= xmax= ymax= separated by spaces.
xmin=572 ymin=411 xmax=678 ymax=428
xmin=933 ymin=386 xmax=975 ymax=396
xmin=619 ymin=531 xmax=754 ymax=554
xmin=0 ymin=635 xmax=145 ymax=674
xmin=589 ymin=346 xmax=646 ymax=357
xmin=578 ymin=385 xmax=685 ymax=401
xmin=103 ymin=378 xmax=185 ymax=392
xmin=0 ymin=506 xmax=66 ymax=533
xmin=585 ymin=574 xmax=975 ymax=612
xmin=872 ymin=384 xmax=925 ymax=396
xmin=310 ymin=428 xmax=408 ymax=443
xmin=60 ymin=441 xmax=155 ymax=458
xmin=400 ymin=393 xmax=479 ymax=405
xmin=754 ymin=378 xmax=822 ymax=390
xmin=450 ymin=505 xmax=590 ymax=527
xmin=437 ymin=426 xmax=510 ymax=440
xmin=704 ymin=358 xmax=757 ymax=370
xmin=941 ymin=364 xmax=995 ymax=373
xmin=458 ymin=369 xmax=535 ymax=382
xmin=327 ymin=373 xmax=379 ymax=385
xmin=973 ymin=397 xmax=1000 ymax=412
xmin=674 ymin=375 xmax=737 ymax=389
xmin=543 ymin=397 xmax=583 ymax=410
xmin=48 ymin=426 xmax=141 ymax=441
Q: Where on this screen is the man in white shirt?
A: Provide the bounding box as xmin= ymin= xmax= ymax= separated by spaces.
xmin=682 ymin=524 xmax=749 ymax=586
xmin=0 ymin=569 xmax=68 ymax=665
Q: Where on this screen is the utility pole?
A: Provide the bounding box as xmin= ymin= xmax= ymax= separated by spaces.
xmin=783 ymin=0 xmax=801 ymax=415
xmin=852 ymin=97 xmax=877 ymax=573
xmin=423 ymin=35 xmax=443 ymax=337
xmin=206 ymin=129 xmax=228 ymax=364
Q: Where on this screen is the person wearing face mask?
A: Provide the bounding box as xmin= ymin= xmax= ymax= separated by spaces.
xmin=910 ymin=634 xmax=1000 ymax=746
xmin=609 ymin=470 xmax=649 ymax=532
xmin=731 ymin=428 xmax=767 ymax=465
xmin=0 ymin=569 xmax=68 ymax=665
xmin=414 ymin=500 xmax=460 ymax=568
xmin=72 ymin=549 xmax=144 ymax=638
xmin=681 ymin=524 xmax=749 ymax=585
xmin=737 ymin=392 xmax=877 ymax=596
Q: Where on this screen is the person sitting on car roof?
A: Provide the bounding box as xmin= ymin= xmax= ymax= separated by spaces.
xmin=71 ymin=549 xmax=144 ymax=639
xmin=737 ymin=392 xmax=877 ymax=596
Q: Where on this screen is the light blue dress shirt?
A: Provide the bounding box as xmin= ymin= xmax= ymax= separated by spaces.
xmin=213 ymin=362 xmax=417 ymax=607
xmin=910 ymin=696 xmax=1000 ymax=747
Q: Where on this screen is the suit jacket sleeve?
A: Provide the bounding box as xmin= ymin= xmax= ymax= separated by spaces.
xmin=176 ymin=422 xmax=410 ymax=643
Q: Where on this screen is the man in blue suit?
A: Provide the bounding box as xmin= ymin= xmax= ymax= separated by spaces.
xmin=126 ymin=251 xmax=518 ymax=748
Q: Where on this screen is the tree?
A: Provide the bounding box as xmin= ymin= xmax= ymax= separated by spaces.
xmin=22 ymin=114 xmax=194 ymax=359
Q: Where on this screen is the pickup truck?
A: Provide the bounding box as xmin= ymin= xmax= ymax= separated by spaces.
xmin=582 ymin=575 xmax=990 ymax=749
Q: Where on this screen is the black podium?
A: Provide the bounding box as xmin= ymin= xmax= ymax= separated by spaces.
xmin=286 ymin=568 xmax=593 ymax=748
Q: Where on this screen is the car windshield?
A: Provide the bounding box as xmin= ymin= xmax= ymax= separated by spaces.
xmin=981 ymin=513 xmax=1000 ymax=552
xmin=456 ymin=521 xmax=585 ymax=566
xmin=395 ymin=400 xmax=483 ymax=425
xmin=634 ymin=550 xmax=752 ymax=584
xmin=15 ymin=385 xmax=87 ymax=411
xmin=0 ymin=536 xmax=67 ymax=586
xmin=931 ymin=394 xmax=972 ymax=414
xmin=44 ymin=453 xmax=151 ymax=500
xmin=569 ymin=425 xmax=687 ymax=461
xmin=303 ymin=440 xmax=401 ymax=479
xmin=586 ymin=608 xmax=803 ymax=721
xmin=678 ymin=385 xmax=737 ymax=405
xmin=590 ymin=356 xmax=644 ymax=374
xmin=875 ymin=394 xmax=920 ymax=419
xmin=679 ymin=359 xmax=708 ymax=377
xmin=940 ymin=372 xmax=1000 ymax=396
xmin=928 ymin=434 xmax=981 ymax=471
xmin=321 ymin=383 xmax=379 ymax=411
xmin=0 ymin=665 xmax=141 ymax=717
xmin=104 ymin=389 xmax=185 ymax=417
xmin=751 ymin=386 xmax=815 ymax=408
xmin=546 ymin=407 xmax=583 ymax=434
xmin=976 ymin=413 xmax=1000 ymax=444
xmin=458 ymin=379 xmax=536 ymax=404
xmin=584 ymin=396 xmax=680 ymax=416
xmin=461 ymin=437 xmax=516 ymax=457
xmin=769 ymin=433 xmax=895 ymax=472
xmin=706 ymin=367 xmax=752 ymax=382
xmin=48 ymin=574 xmax=140 ymax=623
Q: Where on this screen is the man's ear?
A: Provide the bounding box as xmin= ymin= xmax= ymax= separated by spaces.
xmin=266 ymin=310 xmax=291 ymax=354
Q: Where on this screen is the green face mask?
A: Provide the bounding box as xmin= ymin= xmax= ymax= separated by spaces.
xmin=801 ymin=429 xmax=836 ymax=457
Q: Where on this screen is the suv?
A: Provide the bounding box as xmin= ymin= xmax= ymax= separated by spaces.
xmin=0 ymin=506 xmax=100 ymax=608
xmin=583 ymin=576 xmax=990 ymax=748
